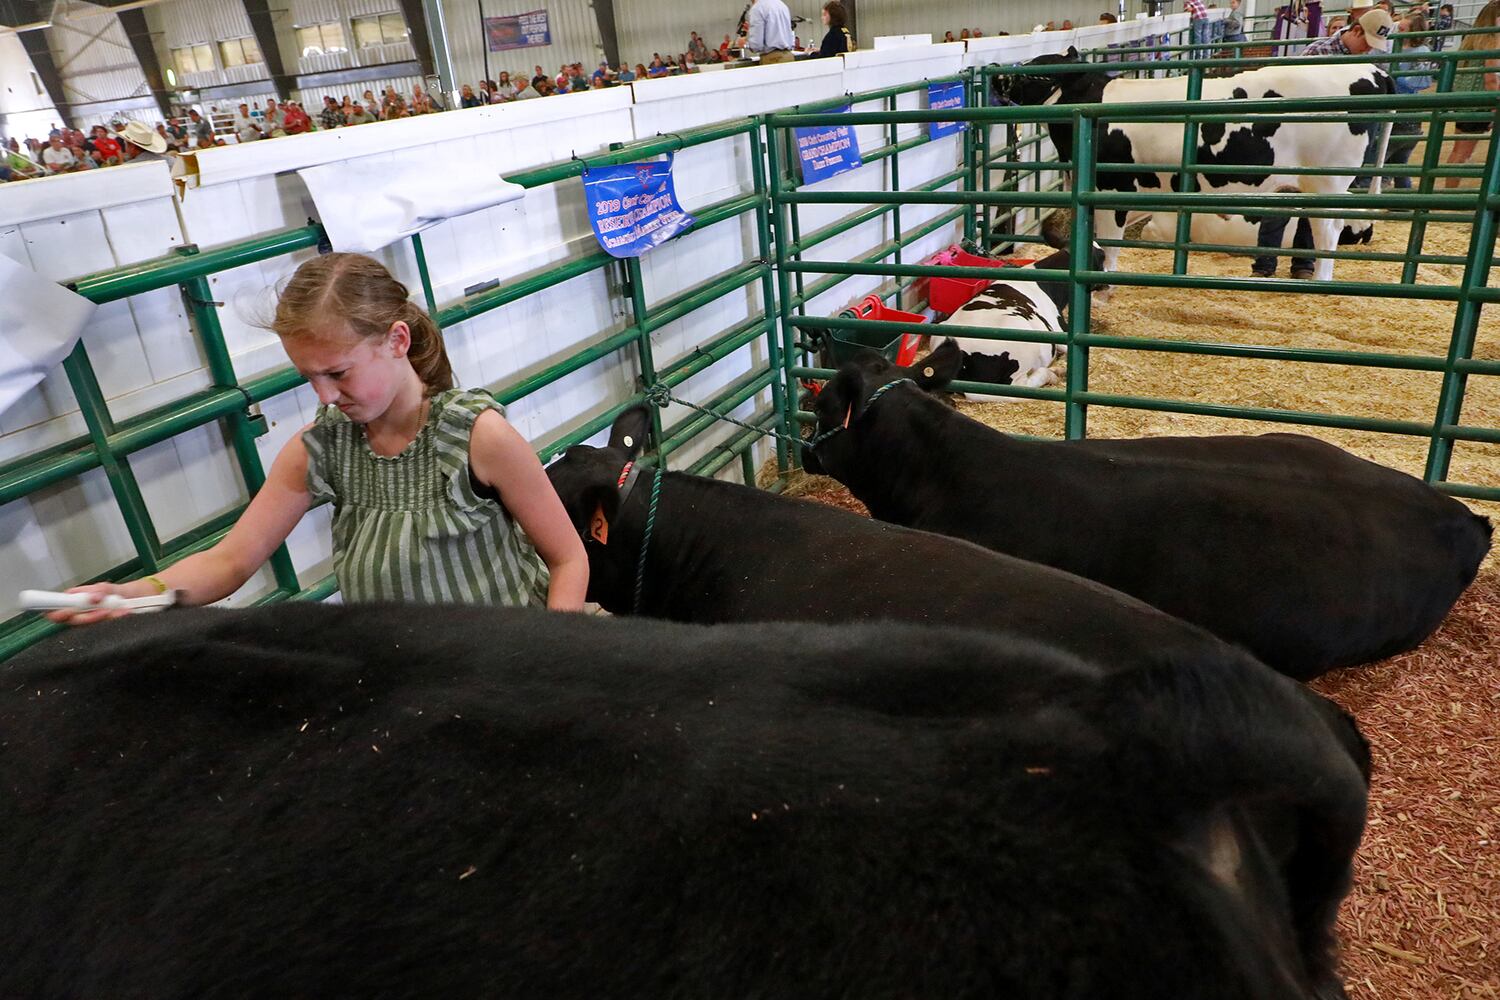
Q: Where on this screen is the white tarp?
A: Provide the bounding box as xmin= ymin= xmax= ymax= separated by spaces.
xmin=0 ymin=255 xmax=98 ymax=420
xmin=298 ymin=156 xmax=528 ymax=253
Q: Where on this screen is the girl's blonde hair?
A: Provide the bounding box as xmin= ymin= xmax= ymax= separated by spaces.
xmin=273 ymin=253 xmax=454 ymax=396
xmin=1460 ymin=0 xmax=1499 ymax=48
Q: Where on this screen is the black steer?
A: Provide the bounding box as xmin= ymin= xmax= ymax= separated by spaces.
xmin=3 ymin=603 xmax=1368 ymax=999
xmin=549 ymin=407 xmax=1228 ymax=668
xmin=802 ymin=340 xmax=1492 ymax=680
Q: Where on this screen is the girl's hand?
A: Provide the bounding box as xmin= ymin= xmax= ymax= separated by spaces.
xmin=42 ymin=582 xmax=150 ymax=626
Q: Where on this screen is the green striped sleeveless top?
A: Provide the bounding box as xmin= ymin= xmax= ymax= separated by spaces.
xmin=301 ymin=388 xmax=550 ymax=607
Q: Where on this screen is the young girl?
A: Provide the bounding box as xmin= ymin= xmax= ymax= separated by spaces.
xmin=48 ymin=253 xmax=588 ymax=625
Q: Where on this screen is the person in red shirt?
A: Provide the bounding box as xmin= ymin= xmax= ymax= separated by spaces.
xmin=90 ymin=125 xmax=122 ymax=164
xmin=283 ymin=101 xmax=312 ymax=135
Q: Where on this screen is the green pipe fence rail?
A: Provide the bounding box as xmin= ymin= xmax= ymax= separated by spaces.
xmin=765 ymin=60 xmax=1500 ymax=504
xmin=4 ymin=46 xmax=1498 ymax=658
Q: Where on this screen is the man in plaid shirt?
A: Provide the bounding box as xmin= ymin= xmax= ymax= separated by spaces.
xmin=318 ymin=97 xmax=346 ymax=131
xmin=1185 ymin=0 xmax=1211 ymax=58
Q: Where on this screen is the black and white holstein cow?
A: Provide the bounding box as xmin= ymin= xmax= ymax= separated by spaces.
xmin=802 ymin=340 xmax=1492 ymax=680
xmin=993 ymin=51 xmax=1394 ymax=280
xmin=3 ymin=601 xmax=1369 ymax=999
xmin=940 ymin=246 xmax=1104 ymax=401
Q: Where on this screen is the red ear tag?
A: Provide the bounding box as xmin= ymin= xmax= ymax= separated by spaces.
xmin=589 ymin=503 xmax=609 ymax=545
xmin=842 ymin=404 xmax=852 ymax=429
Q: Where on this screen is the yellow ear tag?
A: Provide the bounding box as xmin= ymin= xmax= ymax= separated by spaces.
xmin=922 ymin=366 xmax=935 ymax=378
xmin=842 ymin=403 xmax=852 ymax=429
xmin=589 ymin=503 xmax=609 ymax=545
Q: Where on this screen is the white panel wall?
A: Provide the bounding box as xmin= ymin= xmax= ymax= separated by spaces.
xmin=445 ymin=0 xmax=602 ymax=90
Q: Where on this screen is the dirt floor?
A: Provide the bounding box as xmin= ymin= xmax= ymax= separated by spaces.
xmin=777 ymin=218 xmax=1500 ymax=997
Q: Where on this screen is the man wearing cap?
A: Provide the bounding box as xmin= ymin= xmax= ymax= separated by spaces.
xmin=1300 ymin=7 xmax=1394 ymax=54
xmin=1250 ymin=7 xmax=1394 ymax=277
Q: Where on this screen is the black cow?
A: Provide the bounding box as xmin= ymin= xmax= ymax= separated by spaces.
xmin=548 ymin=407 xmax=1230 ymax=669
xmin=802 ymin=340 xmax=1492 ymax=680
xmin=2 ymin=602 xmax=1368 ymax=999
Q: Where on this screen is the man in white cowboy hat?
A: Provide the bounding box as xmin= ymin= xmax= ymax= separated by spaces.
xmin=116 ymin=120 xmax=170 ymax=162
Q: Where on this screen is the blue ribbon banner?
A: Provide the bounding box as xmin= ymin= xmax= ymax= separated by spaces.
xmin=793 ymin=107 xmax=863 ymax=186
xmin=584 ymin=154 xmax=696 ymax=258
xmin=928 ymin=82 xmax=966 ymax=139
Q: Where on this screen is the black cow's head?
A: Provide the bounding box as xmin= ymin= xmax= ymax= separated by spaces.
xmin=990 ymin=49 xmax=1084 ymax=107
xmin=544 ymin=406 xmax=653 ymax=610
xmin=802 ymin=339 xmax=963 ymax=479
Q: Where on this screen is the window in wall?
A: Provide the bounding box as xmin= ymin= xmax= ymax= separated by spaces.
xmin=219 ymin=36 xmax=263 ymax=69
xmin=351 ymin=12 xmax=408 ymax=49
xmin=171 ymin=43 xmax=215 ymax=76
xmin=296 ymin=22 xmax=349 ymax=57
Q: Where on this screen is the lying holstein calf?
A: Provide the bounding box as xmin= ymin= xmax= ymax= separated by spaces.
xmin=801 ymin=339 xmax=1492 ymax=680
xmin=3 ymin=602 xmax=1368 ymax=999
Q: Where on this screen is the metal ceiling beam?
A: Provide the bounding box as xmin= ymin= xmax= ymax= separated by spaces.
xmin=116 ymin=7 xmax=170 ymax=118
xmin=18 ymin=27 xmax=76 ymax=129
xmin=241 ymin=0 xmax=293 ymax=101
xmin=593 ymin=0 xmax=620 ymax=69
xmin=395 ymin=0 xmax=436 ymax=81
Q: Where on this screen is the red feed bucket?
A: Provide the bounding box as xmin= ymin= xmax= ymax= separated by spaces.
xmin=925 ymin=246 xmax=1036 ymax=315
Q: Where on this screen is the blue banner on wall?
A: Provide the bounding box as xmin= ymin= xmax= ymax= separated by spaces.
xmin=927 ymin=82 xmax=966 ymax=139
xmin=484 ymin=9 xmax=551 ymax=52
xmin=793 ymin=108 xmax=863 ymax=185
xmin=584 ymin=155 xmax=696 ymax=258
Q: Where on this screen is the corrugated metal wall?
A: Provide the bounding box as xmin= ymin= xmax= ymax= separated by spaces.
xmin=159 ymin=0 xmax=264 ymax=89
xmin=448 ymin=0 xmax=602 ymax=86
xmin=44 ymin=1 xmax=150 ymax=107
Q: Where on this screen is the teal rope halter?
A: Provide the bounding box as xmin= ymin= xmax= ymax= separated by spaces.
xmin=632 ymin=466 xmax=663 ymax=615
xmin=803 ymin=377 xmax=915 ymax=451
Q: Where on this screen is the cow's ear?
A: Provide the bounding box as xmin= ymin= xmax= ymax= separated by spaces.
xmin=907 ymin=339 xmax=962 ymax=392
xmin=607 ymin=404 xmax=651 ymax=457
xmin=1066 ymin=45 xmax=1079 ymax=60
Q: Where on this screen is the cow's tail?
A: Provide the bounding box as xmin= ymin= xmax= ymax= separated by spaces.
xmin=1368 ymin=70 xmax=1397 ymax=197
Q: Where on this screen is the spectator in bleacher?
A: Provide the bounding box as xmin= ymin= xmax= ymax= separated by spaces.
xmin=689 ymin=31 xmax=711 ymax=62
xmin=154 ymin=123 xmax=179 ymax=152
xmin=1433 ymin=3 xmax=1454 ymax=48
xmin=460 ymin=83 xmax=482 ymax=108
xmin=720 ymin=34 xmax=733 ymax=58
xmin=592 ymin=61 xmax=611 ymax=84
xmin=961 ymin=27 xmax=972 ymax=38
xmin=1100 ymin=12 xmax=1118 ymax=23
xmin=496 ymin=72 xmax=518 ymax=100
xmin=514 ymin=77 xmax=542 ymax=99
xmin=412 ymin=83 xmax=442 ymax=113
xmin=973 ymin=28 xmax=983 ymax=36
xmin=617 ymin=62 xmax=636 ymax=82
xmin=347 ymin=101 xmax=377 ymax=124
xmin=90 ymin=125 xmax=122 ymax=163
xmin=284 ymin=101 xmax=311 ymax=134
xmin=319 ymin=96 xmax=344 ymax=130
xmin=647 ymin=55 xmax=669 ymax=76
xmin=815 ymin=1 xmax=854 ymax=56
xmin=382 ymin=87 xmax=408 ymax=119
xmin=187 ymin=109 xmax=214 ymax=147
xmin=234 ymin=104 xmax=262 ymax=142
xmin=262 ymin=98 xmax=288 ymax=137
